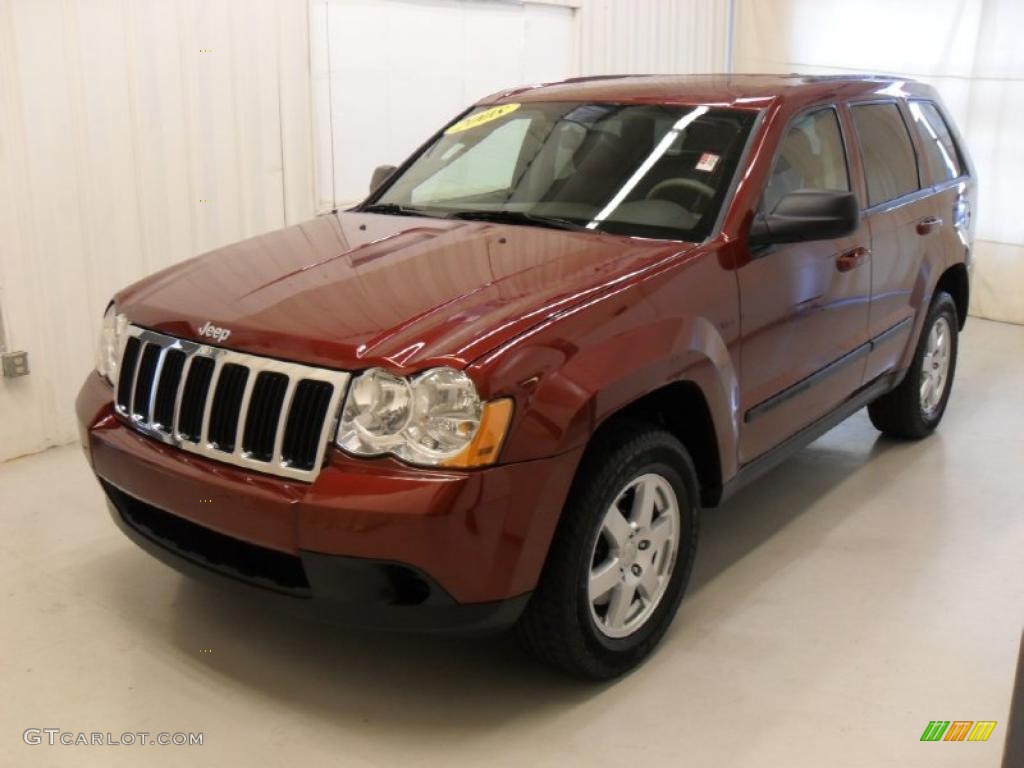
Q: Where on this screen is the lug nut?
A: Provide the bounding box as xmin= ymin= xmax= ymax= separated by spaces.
xmin=631 ymin=564 xmax=642 ymax=576
xmin=638 ymin=540 xmax=650 ymax=550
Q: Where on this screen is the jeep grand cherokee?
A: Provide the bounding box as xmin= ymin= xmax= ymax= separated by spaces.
xmin=77 ymin=74 xmax=975 ymax=679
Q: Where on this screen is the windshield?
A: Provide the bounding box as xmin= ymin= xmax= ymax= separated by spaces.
xmin=369 ymin=101 xmax=757 ymax=241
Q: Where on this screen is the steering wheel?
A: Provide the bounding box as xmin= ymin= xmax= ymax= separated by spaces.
xmin=646 ymin=177 xmax=716 ymax=203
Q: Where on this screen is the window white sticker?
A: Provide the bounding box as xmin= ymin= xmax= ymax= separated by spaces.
xmin=696 ymin=152 xmax=720 ymax=172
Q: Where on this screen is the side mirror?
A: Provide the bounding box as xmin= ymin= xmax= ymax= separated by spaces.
xmin=749 ymin=190 xmax=859 ymax=246
xmin=370 ymin=164 xmax=397 ymax=194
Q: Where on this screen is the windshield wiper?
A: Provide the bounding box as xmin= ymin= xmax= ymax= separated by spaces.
xmin=361 ymin=203 xmax=445 ymax=218
xmin=445 ymin=209 xmax=591 ymax=232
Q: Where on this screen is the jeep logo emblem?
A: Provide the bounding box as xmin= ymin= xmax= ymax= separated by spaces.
xmin=198 ymin=321 xmax=231 ymax=343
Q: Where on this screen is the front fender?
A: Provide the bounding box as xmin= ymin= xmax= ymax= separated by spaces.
xmin=470 ymin=247 xmax=741 ymax=481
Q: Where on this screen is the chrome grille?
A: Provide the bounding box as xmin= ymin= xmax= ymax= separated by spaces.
xmin=113 ymin=326 xmax=350 ymax=482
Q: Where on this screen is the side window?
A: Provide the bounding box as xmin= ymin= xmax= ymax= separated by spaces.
xmin=851 ymin=103 xmax=920 ymax=206
xmin=763 ymin=108 xmax=849 ymax=214
xmin=907 ymin=100 xmax=963 ymax=183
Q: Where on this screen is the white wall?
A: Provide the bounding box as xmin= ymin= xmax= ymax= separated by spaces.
xmin=0 ymin=0 xmax=315 ymax=462
xmin=734 ymin=0 xmax=1024 ymax=325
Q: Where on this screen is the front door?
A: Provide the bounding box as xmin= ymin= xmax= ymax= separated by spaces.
xmin=738 ymin=106 xmax=872 ymax=463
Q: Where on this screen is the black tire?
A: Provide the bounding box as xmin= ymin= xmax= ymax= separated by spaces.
xmin=868 ymin=291 xmax=959 ymax=439
xmin=516 ymin=421 xmax=700 ymax=680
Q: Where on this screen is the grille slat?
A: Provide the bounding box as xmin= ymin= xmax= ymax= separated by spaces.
xmin=112 ymin=326 xmax=348 ymax=482
xmin=153 ymin=349 xmax=186 ymax=431
xmin=199 ymin=359 xmax=225 ymax=446
xmin=177 ymin=356 xmax=216 ymax=443
xmin=282 ymin=380 xmax=335 ymax=471
xmin=243 ymin=372 xmax=289 ymax=461
xmin=208 ymin=363 xmax=249 ymax=453
xmin=115 ymin=337 xmax=142 ymax=412
xmin=131 ymin=344 xmax=162 ymax=420
xmin=271 ymin=378 xmax=299 ymax=464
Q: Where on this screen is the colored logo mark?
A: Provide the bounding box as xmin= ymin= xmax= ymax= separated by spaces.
xmin=920 ymin=720 xmax=997 ymax=742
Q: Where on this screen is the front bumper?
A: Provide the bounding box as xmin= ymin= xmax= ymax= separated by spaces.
xmin=77 ymin=373 xmax=582 ymax=632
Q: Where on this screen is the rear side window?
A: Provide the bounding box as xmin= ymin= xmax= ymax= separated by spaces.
xmin=851 ymin=103 xmax=920 ymax=207
xmin=763 ymin=108 xmax=849 ymax=214
xmin=907 ymin=100 xmax=963 ymax=182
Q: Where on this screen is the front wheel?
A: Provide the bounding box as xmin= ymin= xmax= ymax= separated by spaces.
xmin=868 ymin=291 xmax=959 ymax=439
xmin=516 ymin=422 xmax=699 ymax=680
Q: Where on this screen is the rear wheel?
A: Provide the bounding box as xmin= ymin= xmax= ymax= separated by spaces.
xmin=517 ymin=422 xmax=699 ymax=680
xmin=868 ymin=291 xmax=959 ymax=439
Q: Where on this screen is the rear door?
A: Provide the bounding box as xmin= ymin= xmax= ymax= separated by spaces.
xmin=738 ymin=105 xmax=872 ymax=463
xmin=905 ymin=98 xmax=975 ymax=304
xmin=848 ymin=101 xmax=934 ymax=380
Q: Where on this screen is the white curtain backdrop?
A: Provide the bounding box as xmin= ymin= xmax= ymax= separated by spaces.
xmin=0 ymin=0 xmax=315 ymax=462
xmin=578 ymin=0 xmax=730 ymax=76
xmin=734 ymin=0 xmax=1024 ymax=324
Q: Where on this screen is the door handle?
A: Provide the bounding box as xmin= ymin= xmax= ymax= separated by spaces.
xmin=836 ymin=246 xmax=870 ymax=272
xmin=916 ymin=216 xmax=943 ymax=235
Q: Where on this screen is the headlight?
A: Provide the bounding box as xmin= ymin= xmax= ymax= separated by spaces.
xmin=95 ymin=304 xmax=128 ymax=385
xmin=336 ymin=367 xmax=512 ymax=468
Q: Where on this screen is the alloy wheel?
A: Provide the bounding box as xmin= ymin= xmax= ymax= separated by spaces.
xmin=587 ymin=473 xmax=681 ymax=639
xmin=920 ymin=316 xmax=952 ymax=417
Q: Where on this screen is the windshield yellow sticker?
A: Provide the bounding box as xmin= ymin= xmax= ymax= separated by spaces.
xmin=445 ymin=103 xmax=520 ymax=135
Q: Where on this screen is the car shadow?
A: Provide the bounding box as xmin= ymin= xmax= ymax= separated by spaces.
xmin=163 ymin=578 xmax=597 ymax=734
xmin=689 ymin=414 xmax=902 ymax=596
xmin=104 ymin=413 xmax=908 ymax=733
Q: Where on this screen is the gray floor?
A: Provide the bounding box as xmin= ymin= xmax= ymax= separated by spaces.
xmin=2 ymin=318 xmax=1021 ymax=767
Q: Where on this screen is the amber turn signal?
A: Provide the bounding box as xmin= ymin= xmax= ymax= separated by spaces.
xmin=441 ymin=398 xmax=514 ymax=468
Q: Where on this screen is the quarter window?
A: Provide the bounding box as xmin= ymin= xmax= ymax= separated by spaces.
xmin=907 ymin=100 xmax=963 ymax=183
xmin=851 ymin=103 xmax=920 ymax=206
xmin=763 ymin=108 xmax=849 ymax=214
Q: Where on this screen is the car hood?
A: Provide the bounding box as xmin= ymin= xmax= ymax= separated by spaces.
xmin=118 ymin=211 xmax=695 ymax=372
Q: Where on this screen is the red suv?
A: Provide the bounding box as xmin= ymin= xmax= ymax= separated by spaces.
xmin=77 ymin=75 xmax=975 ymax=678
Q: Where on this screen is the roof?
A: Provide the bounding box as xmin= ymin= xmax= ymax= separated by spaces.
xmin=483 ymin=73 xmax=936 ymax=109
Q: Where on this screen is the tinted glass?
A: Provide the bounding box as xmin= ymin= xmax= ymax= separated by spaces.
xmin=763 ymin=108 xmax=849 ymax=214
xmin=374 ymin=102 xmax=757 ymax=241
xmin=412 ymin=118 xmax=530 ymax=202
xmin=851 ymin=103 xmax=920 ymax=206
xmin=907 ymin=100 xmax=963 ymax=182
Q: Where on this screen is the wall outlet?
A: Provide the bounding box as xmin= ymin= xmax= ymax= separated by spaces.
xmin=2 ymin=351 xmax=29 ymax=378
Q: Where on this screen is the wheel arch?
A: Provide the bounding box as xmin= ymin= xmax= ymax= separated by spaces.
xmin=935 ymin=262 xmax=969 ymax=329
xmin=596 ymin=380 xmax=725 ymax=507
